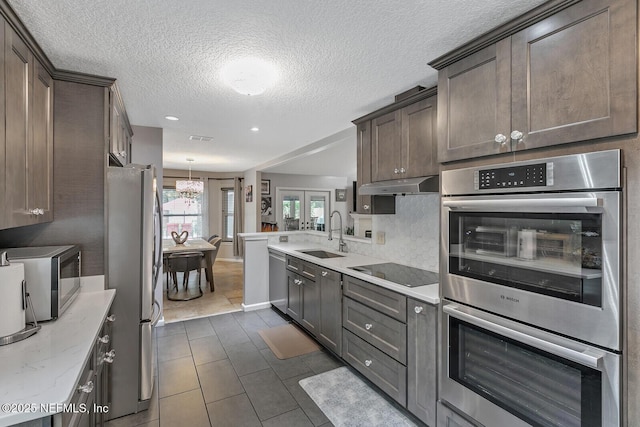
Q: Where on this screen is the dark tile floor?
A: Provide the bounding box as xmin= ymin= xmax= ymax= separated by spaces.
xmin=105 ymin=309 xmax=343 ymax=427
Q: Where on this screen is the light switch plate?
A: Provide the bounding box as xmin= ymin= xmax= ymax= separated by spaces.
xmin=376 ymin=231 xmax=385 ymax=245
xmin=279 ymin=235 xmax=289 ymax=242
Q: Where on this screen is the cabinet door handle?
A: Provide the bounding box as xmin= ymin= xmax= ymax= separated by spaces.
xmin=104 ymin=349 xmax=116 ymax=364
xmin=321 ymin=271 xmax=328 ymax=277
xmin=365 ymin=323 xmax=373 ymax=330
xmin=107 ymin=314 xmax=116 ymax=322
xmin=400 ymin=167 xmax=406 ymax=174
xmin=510 ymin=130 xmax=524 ymax=144
xmin=414 ymin=306 xmax=423 ymax=314
xmin=364 ymin=359 xmax=372 ymax=367
xmin=394 ymin=168 xmax=399 ymax=174
xmin=494 ymin=134 xmax=508 ymax=146
xmin=97 ymin=335 xmax=110 ymax=344
xmin=363 ymin=204 xmax=370 ymax=211
xmin=294 ymin=279 xmax=302 ymax=285
xmin=78 ymin=380 xmax=94 ymax=394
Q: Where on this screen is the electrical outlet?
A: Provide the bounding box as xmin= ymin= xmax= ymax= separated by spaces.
xmin=376 ymin=231 xmax=385 ymax=245
xmin=279 ymin=235 xmax=289 ymax=242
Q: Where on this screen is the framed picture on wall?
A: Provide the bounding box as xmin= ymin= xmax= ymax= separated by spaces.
xmin=335 ymin=188 xmax=347 ymax=202
xmin=245 ymin=185 xmax=253 ymax=202
xmin=261 ymin=179 xmax=271 ymax=194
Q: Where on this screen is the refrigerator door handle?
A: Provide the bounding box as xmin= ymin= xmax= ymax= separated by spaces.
xmin=152 ymin=300 xmax=161 ymax=326
xmin=152 ymin=189 xmax=163 ymax=294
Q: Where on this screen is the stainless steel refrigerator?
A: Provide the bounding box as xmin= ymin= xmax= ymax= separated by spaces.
xmin=107 ymin=164 xmax=162 ymax=419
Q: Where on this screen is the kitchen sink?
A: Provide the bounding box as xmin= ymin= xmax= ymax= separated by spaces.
xmin=297 ymin=249 xmax=344 ymax=259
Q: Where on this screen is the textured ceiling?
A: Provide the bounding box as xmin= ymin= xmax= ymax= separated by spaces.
xmin=8 ymin=0 xmax=546 ymax=173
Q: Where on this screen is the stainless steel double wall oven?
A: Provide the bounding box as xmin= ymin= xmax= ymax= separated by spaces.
xmin=440 ymin=150 xmax=623 ymax=427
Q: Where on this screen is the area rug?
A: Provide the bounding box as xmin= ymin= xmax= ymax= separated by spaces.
xmin=258 ymin=323 xmax=320 ymax=359
xmin=299 ymin=366 xmax=416 ymax=426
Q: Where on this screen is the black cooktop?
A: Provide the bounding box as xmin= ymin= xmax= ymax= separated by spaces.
xmin=348 ymin=263 xmax=439 ymax=288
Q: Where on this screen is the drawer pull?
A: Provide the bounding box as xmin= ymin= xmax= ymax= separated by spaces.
xmin=363 ymin=205 xmax=370 ymax=210
xmin=365 ymin=323 xmax=373 ymax=330
xmin=364 ymin=359 xmax=372 ymax=367
xmin=322 ymin=271 xmax=328 ymax=277
xmin=104 ymin=349 xmax=116 ymax=364
xmin=97 ymin=335 xmax=110 ymax=344
xmin=78 ymin=380 xmax=94 ymax=394
xmin=414 ymin=306 xmax=424 ymax=314
xmin=106 ymin=314 xmax=116 ymax=322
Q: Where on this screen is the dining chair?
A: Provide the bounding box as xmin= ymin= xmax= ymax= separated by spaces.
xmin=166 ymin=251 xmax=204 ymax=301
xmin=203 ymin=237 xmax=223 ymax=291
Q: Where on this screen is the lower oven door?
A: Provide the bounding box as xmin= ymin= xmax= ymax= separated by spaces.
xmin=440 ymin=302 xmax=620 ymax=427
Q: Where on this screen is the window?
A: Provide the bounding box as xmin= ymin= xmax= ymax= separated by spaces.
xmin=222 ymin=188 xmax=234 ymax=241
xmin=162 ymin=188 xmax=204 ymax=238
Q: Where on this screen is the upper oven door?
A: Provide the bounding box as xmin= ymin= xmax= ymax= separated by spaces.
xmin=441 ymin=191 xmax=621 ymax=350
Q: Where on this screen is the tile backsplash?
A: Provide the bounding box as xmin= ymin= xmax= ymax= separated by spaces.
xmin=268 ymin=194 xmax=440 ymax=272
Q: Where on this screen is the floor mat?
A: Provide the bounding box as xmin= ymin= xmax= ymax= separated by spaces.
xmin=299 ymin=366 xmax=416 ymax=427
xmin=258 ymin=323 xmax=320 ymax=359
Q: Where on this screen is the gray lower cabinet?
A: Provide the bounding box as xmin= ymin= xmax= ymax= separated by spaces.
xmin=437 ymin=401 xmax=484 ymax=427
xmin=301 ymin=275 xmax=320 ymax=336
xmin=342 ymin=329 xmax=407 ymax=406
xmin=343 ymin=296 xmax=406 ymax=364
xmin=286 ymin=256 xmax=323 ymax=337
xmin=317 ymin=267 xmax=342 ymax=356
xmin=341 ymin=275 xmax=408 ymax=406
xmin=407 ymin=299 xmax=437 ymax=426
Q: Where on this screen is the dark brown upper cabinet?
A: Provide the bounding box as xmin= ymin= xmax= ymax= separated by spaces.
xmin=371 ymin=94 xmax=438 ymax=181
xmin=432 ymin=0 xmax=637 ymax=163
xmin=4 ymin=22 xmax=54 ymax=229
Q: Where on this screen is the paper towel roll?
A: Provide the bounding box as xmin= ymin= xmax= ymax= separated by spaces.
xmin=0 ymin=263 xmax=26 ymax=338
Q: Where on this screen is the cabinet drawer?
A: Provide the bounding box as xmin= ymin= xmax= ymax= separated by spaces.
xmin=343 ymin=297 xmax=407 ymax=364
xmin=286 ymin=255 xmax=302 ymax=273
xmin=343 ymin=275 xmax=406 ymax=322
xmin=342 ymin=329 xmax=407 ymax=406
xmin=300 ymin=262 xmax=317 ymax=281
xmin=286 ymin=255 xmax=317 ymax=281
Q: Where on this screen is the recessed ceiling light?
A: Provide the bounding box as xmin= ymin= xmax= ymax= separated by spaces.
xmin=165 ymin=115 xmax=180 ymax=121
xmin=250 ymin=127 xmax=259 ymax=132
xmin=221 ymin=58 xmax=278 ymax=96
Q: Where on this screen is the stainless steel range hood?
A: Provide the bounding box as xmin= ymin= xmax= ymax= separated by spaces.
xmin=358 ymin=176 xmax=439 ymax=195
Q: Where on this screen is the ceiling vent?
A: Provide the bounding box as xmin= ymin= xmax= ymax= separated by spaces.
xmin=189 ymin=135 xmax=214 ymax=142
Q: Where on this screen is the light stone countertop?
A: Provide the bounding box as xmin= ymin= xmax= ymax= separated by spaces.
xmin=0 ymin=287 xmax=116 ymax=426
xmin=268 ymin=242 xmax=440 ymax=305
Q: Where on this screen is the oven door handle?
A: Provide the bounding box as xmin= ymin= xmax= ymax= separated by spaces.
xmin=443 ymin=305 xmax=605 ymax=369
xmin=442 ymin=197 xmax=601 ymax=210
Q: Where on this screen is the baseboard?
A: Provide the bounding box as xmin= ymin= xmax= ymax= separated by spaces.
xmin=242 ymin=301 xmax=272 ymax=312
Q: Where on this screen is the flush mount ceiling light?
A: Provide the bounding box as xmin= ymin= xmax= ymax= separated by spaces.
xmin=165 ymin=115 xmax=180 ymax=121
xmin=175 ymin=158 xmax=203 ymax=203
xmin=221 ymin=58 xmax=278 ymax=96
xmin=250 ymin=127 xmax=259 ymax=132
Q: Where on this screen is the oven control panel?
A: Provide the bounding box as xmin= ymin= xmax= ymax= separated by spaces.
xmin=475 ymin=162 xmax=553 ymax=190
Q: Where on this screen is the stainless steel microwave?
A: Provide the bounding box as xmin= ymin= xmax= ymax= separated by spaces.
xmin=4 ymin=245 xmax=81 ymax=321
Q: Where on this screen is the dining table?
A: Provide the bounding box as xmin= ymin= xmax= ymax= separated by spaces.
xmin=162 ymin=238 xmax=217 ymax=292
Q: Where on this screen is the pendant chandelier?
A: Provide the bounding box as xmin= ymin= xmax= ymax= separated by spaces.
xmin=176 ymin=159 xmax=203 ymax=202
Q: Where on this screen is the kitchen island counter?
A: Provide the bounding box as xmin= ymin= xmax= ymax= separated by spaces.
xmin=0 ymin=287 xmax=115 ymax=426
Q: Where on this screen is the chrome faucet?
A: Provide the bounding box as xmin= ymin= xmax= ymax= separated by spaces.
xmin=328 ymin=210 xmax=347 ymax=252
